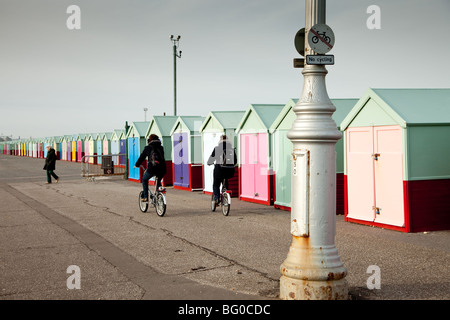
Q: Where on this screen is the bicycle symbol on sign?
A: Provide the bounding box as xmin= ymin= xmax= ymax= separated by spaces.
xmin=311 ymin=31 xmax=331 ymax=44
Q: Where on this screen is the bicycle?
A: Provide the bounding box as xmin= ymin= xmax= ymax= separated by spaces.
xmin=138 ymin=176 xmax=167 ymax=217
xmin=312 ymin=31 xmax=331 ymax=44
xmin=211 ymin=178 xmax=231 ymax=216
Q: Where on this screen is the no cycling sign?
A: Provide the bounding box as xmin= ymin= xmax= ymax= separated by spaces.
xmin=294 ymin=23 xmax=335 ymax=67
xmin=307 ymin=23 xmax=335 ymax=65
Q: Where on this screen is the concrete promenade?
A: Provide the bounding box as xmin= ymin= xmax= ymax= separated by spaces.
xmin=0 ymin=154 xmax=449 ymax=300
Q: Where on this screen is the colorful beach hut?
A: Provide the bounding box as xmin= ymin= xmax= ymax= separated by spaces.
xmin=170 ymin=116 xmax=205 ymax=191
xmin=38 ymin=138 xmax=44 ymax=158
xmin=65 ymin=135 xmax=73 ymax=161
xmin=67 ymin=135 xmax=74 ymax=161
xmin=120 ymin=131 xmax=127 ymax=167
xmin=61 ymin=136 xmax=68 ymax=161
xmin=87 ymin=133 xmax=99 ymax=164
xmin=76 ymin=134 xmax=88 ymax=163
xmin=83 ymin=135 xmax=90 ymax=163
xmin=30 ymin=139 xmax=35 ymax=158
xmin=100 ymin=132 xmax=113 ymax=165
xmin=29 ymin=139 xmax=33 ymax=157
xmin=145 ymin=115 xmax=178 ymax=187
xmin=341 ymin=88 xmax=450 ymax=232
xmin=95 ymin=133 xmax=105 ymax=165
xmin=235 ymin=104 xmax=285 ymax=205
xmin=269 ymin=98 xmax=357 ymax=212
xmin=45 ymin=137 xmax=52 ymax=159
xmin=126 ymin=121 xmax=150 ymax=182
xmin=71 ymin=134 xmax=77 ymax=162
xmin=111 ymin=129 xmax=125 ymax=167
xmin=51 ymin=136 xmax=62 ymax=160
xmin=199 ymin=111 xmax=245 ymax=197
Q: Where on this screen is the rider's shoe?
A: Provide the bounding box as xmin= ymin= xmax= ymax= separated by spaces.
xmin=141 ymin=197 xmax=148 ymax=202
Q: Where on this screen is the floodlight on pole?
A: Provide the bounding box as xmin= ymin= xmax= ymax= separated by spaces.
xmin=170 ymin=35 xmax=182 ymax=116
xmin=143 ymin=108 xmax=148 ymax=122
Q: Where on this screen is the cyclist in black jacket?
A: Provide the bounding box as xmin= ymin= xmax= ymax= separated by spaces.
xmin=135 ymin=134 xmax=166 ymax=201
xmin=207 ymin=135 xmax=236 ymax=204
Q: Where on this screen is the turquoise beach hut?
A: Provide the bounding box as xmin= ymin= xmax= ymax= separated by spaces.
xmin=269 ymin=98 xmax=357 ymax=213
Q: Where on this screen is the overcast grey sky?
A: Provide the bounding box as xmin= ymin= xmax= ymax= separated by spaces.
xmin=1 ymin=0 xmax=449 ymax=139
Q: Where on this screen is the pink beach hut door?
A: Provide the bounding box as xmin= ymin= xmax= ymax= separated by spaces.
xmin=240 ymin=133 xmax=269 ymax=202
xmin=103 ymin=141 xmax=109 ymax=158
xmin=373 ymin=126 xmax=404 ymax=227
xmin=346 ymin=127 xmax=376 ymax=222
xmin=254 ymin=133 xmax=268 ymax=202
xmin=84 ymin=141 xmax=90 ymax=163
xmin=347 ymin=126 xmax=404 ymax=227
xmin=240 ymin=133 xmax=257 ymax=199
xmin=77 ymin=141 xmax=82 ymax=162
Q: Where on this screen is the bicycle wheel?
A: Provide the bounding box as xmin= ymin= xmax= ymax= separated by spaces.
xmin=139 ymin=191 xmax=148 ymax=213
xmin=211 ymin=194 xmax=217 ymax=212
xmin=221 ymin=192 xmax=230 ymax=216
xmin=155 ymin=193 xmax=166 ymax=217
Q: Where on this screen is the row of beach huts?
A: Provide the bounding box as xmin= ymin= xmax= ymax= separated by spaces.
xmin=2 ymin=88 xmax=450 ymax=233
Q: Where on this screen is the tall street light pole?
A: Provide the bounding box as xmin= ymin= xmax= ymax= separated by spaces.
xmin=143 ymin=108 xmax=148 ymax=122
xmin=279 ymin=0 xmax=348 ymax=300
xmin=170 ymin=35 xmax=182 ymax=116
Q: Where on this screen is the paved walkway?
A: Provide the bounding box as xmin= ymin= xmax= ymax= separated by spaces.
xmin=1 ymin=154 xmax=449 ymax=300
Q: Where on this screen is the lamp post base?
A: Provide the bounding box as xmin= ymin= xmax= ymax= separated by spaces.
xmin=280 ymin=276 xmax=348 ymax=300
xmin=279 ymin=236 xmax=348 ymax=300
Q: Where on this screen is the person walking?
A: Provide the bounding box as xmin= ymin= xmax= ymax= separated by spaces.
xmin=44 ymin=145 xmax=59 ymax=184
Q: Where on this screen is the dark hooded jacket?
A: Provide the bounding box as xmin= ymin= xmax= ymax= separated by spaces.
xmin=44 ymin=148 xmax=57 ymax=171
xmin=135 ymin=139 xmax=167 ymax=177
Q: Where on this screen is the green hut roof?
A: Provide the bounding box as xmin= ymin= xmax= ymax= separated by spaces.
xmin=77 ymin=133 xmax=88 ymax=140
xmin=170 ymin=116 xmax=205 ymax=135
xmin=270 ymin=98 xmax=357 ymax=133
xmin=112 ymin=129 xmax=125 ymax=140
xmin=126 ymin=121 xmax=151 ymax=138
xmin=341 ymin=88 xmax=450 ymax=130
xmin=149 ymin=116 xmax=178 ymax=137
xmin=88 ymin=133 xmax=99 ymax=140
xmin=236 ymin=104 xmax=285 ymax=133
xmin=200 ymin=111 xmax=246 ymax=132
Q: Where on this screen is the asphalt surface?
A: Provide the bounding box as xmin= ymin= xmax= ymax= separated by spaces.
xmin=1 ymin=154 xmax=449 ymax=301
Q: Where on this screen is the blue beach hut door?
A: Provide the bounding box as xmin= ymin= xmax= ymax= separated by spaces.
xmin=173 ymin=133 xmax=189 ymax=188
xmin=128 ymin=137 xmax=140 ymax=180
